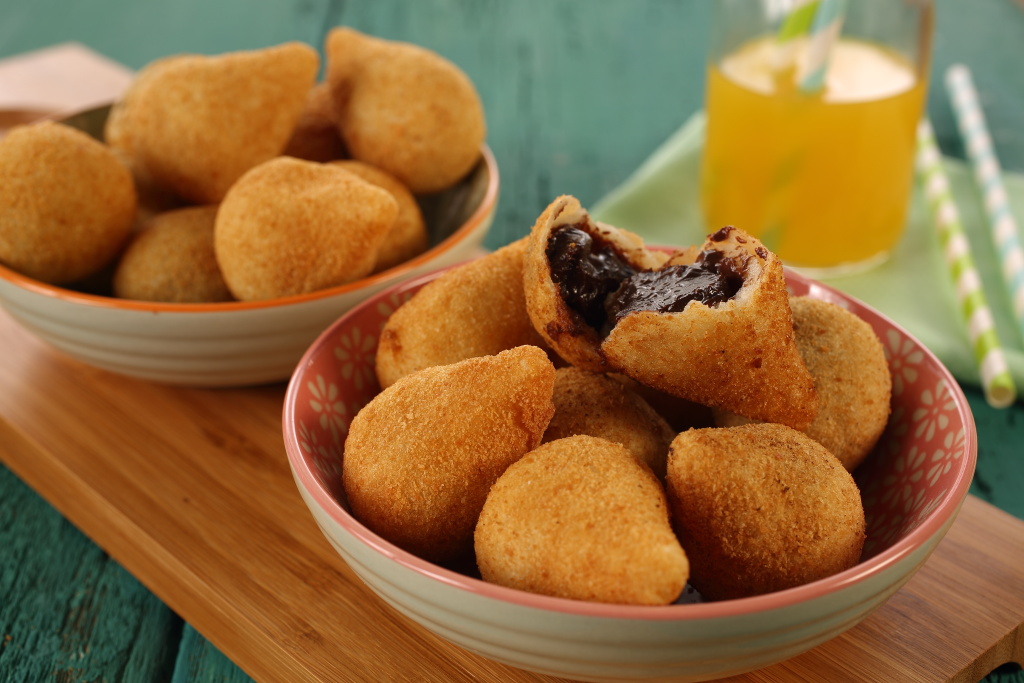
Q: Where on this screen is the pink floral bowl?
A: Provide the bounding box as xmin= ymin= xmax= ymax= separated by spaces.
xmin=282 ymin=264 xmax=977 ymax=682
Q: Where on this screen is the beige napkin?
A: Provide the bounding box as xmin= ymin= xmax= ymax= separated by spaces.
xmin=0 ymin=42 xmax=132 ymax=128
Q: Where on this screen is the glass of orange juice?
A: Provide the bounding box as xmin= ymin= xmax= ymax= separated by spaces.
xmin=699 ymin=0 xmax=934 ymax=275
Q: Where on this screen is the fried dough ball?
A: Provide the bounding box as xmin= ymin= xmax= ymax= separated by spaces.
xmin=523 ymin=196 xmax=817 ymax=430
xmin=331 ymin=160 xmax=428 ymax=272
xmin=344 ymin=346 xmax=556 ymax=565
xmin=475 ymin=435 xmax=688 ymax=605
xmin=105 ymin=43 xmax=319 ymax=204
xmin=105 ymin=54 xmax=182 ymax=158
xmin=666 ymin=424 xmax=865 ymax=600
xmin=214 ymin=157 xmax=397 ymax=301
xmin=611 ymin=374 xmax=715 ymax=433
xmin=326 ymin=27 xmax=486 ymax=194
xmin=543 ymin=367 xmax=675 ymax=479
xmin=105 ymin=56 xmax=188 ymax=220
xmin=604 ymin=226 xmax=818 ymax=430
xmin=375 ymin=239 xmax=548 ymax=389
xmin=714 ymin=297 xmax=892 ymax=471
xmin=0 ymin=121 xmax=136 ymax=284
xmin=113 ymin=205 xmax=232 ymax=303
xmin=283 ymin=82 xmax=347 ymax=163
xmin=522 ymin=195 xmax=664 ymax=372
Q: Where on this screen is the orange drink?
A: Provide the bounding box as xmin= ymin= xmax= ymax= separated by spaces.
xmin=700 ymin=28 xmax=930 ymax=273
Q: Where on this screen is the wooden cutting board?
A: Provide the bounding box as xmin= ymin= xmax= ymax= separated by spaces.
xmin=0 ymin=306 xmax=1021 ymax=683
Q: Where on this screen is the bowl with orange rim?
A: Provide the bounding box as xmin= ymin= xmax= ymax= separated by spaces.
xmin=0 ymin=105 xmax=498 ymax=387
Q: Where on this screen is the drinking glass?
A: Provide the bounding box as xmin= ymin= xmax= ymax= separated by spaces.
xmin=699 ymin=0 xmax=934 ymax=275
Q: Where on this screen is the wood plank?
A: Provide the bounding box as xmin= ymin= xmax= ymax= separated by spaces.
xmin=0 ymin=305 xmax=1022 ymax=683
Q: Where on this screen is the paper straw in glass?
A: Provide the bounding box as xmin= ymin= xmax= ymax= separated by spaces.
xmin=773 ymin=0 xmax=818 ymax=74
xmin=945 ymin=63 xmax=1024 ymax=339
xmin=798 ymin=0 xmax=847 ymax=92
xmin=916 ymin=119 xmax=1017 ymax=408
xmin=776 ymin=0 xmax=820 ymax=42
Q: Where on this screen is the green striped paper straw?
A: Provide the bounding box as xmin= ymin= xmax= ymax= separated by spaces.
xmin=917 ymin=119 xmax=1017 ymax=408
xmin=777 ymin=0 xmax=821 ymax=43
xmin=945 ymin=64 xmax=1024 ymax=339
xmin=799 ymin=0 xmax=846 ymax=92
xmin=773 ymin=0 xmax=819 ymax=75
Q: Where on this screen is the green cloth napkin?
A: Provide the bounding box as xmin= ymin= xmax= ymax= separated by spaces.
xmin=592 ymin=112 xmax=1024 ymax=397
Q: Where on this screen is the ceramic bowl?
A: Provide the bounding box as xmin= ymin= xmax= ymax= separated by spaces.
xmin=282 ymin=265 xmax=977 ymax=682
xmin=0 ymin=105 xmax=498 ymax=387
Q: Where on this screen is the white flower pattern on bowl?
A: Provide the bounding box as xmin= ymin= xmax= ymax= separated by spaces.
xmin=885 ymin=328 xmax=925 ymax=397
xmin=335 ymin=326 xmax=377 ymax=394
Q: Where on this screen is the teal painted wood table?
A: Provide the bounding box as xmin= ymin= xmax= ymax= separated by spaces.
xmin=1 ymin=1 xmax=1023 ymax=681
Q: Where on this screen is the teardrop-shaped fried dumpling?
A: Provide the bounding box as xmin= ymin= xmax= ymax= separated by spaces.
xmin=105 ymin=55 xmax=190 ymax=219
xmin=375 ymin=239 xmax=548 ymax=389
xmin=602 ymin=225 xmax=818 ymax=430
xmin=105 ymin=43 xmax=319 ymax=204
xmin=283 ymin=82 xmax=347 ymax=163
xmin=542 ymin=367 xmax=675 ymax=479
xmin=714 ymin=296 xmax=892 ymax=471
xmin=331 ymin=160 xmax=428 ymax=273
xmin=0 ymin=121 xmax=137 ymax=285
xmin=522 ymin=195 xmax=665 ymax=372
xmin=666 ymin=424 xmax=865 ymax=600
xmin=611 ymin=373 xmax=715 ymax=433
xmin=215 ymin=157 xmax=396 ymax=301
xmin=475 ymin=435 xmax=688 ymax=605
xmin=114 ymin=205 xmax=233 ymax=303
xmin=344 ymin=346 xmax=556 ymax=565
xmin=523 ymin=195 xmax=817 ymax=430
xmin=326 ymin=27 xmax=486 ymax=194
xmin=105 ymin=55 xmax=185 ymax=161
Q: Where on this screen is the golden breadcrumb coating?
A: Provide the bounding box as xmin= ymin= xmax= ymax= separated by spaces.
xmin=114 ymin=205 xmax=232 ymax=303
xmin=326 ymin=27 xmax=485 ymax=194
xmin=283 ymin=82 xmax=347 ymax=163
xmin=105 ymin=42 xmax=319 ymax=204
xmin=611 ymin=373 xmax=715 ymax=433
xmin=475 ymin=435 xmax=688 ymax=605
xmin=715 ymin=296 xmax=892 ymax=471
xmin=375 ymin=238 xmax=548 ymax=388
xmin=0 ymin=121 xmax=136 ymax=284
xmin=344 ymin=346 xmax=556 ymax=564
xmin=522 ymin=195 xmax=664 ymax=372
xmin=521 ymin=195 xmax=816 ymax=431
xmin=214 ymin=157 xmax=396 ymax=300
xmin=603 ymin=226 xmax=818 ymax=431
xmin=666 ymin=423 xmax=865 ymax=600
xmin=331 ymin=160 xmax=428 ymax=273
xmin=543 ymin=367 xmax=675 ymax=479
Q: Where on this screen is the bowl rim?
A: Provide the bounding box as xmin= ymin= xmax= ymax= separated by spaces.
xmin=283 ymin=263 xmax=978 ymax=621
xmin=0 ymin=144 xmax=499 ymax=314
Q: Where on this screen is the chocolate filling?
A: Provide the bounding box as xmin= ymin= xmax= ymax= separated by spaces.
xmin=547 ymin=225 xmax=637 ymax=331
xmin=546 ymin=224 xmax=746 ymax=336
